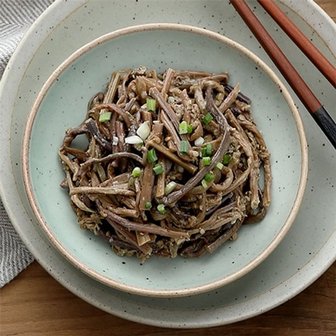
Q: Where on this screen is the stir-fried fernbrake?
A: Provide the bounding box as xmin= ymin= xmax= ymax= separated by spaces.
xmin=59 ymin=67 xmax=271 ymax=260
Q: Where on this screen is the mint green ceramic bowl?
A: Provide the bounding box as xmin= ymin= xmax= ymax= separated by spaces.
xmin=22 ymin=23 xmax=307 ymax=297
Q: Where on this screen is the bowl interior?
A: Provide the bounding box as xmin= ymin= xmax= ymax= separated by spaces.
xmin=25 ymin=24 xmax=306 ymax=297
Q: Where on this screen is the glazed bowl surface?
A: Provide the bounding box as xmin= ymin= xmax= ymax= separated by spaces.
xmin=22 ymin=23 xmax=307 ymax=297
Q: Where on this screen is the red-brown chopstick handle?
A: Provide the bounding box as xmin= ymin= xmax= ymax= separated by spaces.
xmin=231 ymin=0 xmax=321 ymax=114
xmin=258 ymin=0 xmax=336 ymax=88
xmin=230 ymin=0 xmax=336 ymax=148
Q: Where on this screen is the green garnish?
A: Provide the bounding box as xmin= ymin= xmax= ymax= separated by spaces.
xmin=216 ymin=162 xmax=224 ymax=170
xmin=201 ymin=172 xmax=215 ymax=189
xmin=223 ymin=153 xmax=232 ymax=165
xmin=157 ymin=204 xmax=166 ymax=214
xmin=202 ymin=143 xmax=212 ymax=157
xmin=147 ymin=148 xmax=158 ymax=163
xmin=202 ymin=157 xmax=211 ymax=166
xmin=202 ymin=112 xmax=213 ymax=125
xmin=131 ymin=167 xmax=142 ymax=178
xmin=145 ymin=202 xmax=152 ymax=210
xmin=153 ymin=164 xmax=164 ymax=175
xmin=179 ymin=121 xmax=189 ymax=135
xmin=146 ymin=98 xmax=156 ymax=112
xmin=201 ymin=180 xmax=208 ymax=189
xmin=99 ymin=111 xmax=112 ymax=123
xmin=179 ymin=140 xmax=189 ymax=154
xmin=165 ymin=181 xmax=177 ymax=195
xmin=179 ymin=121 xmax=193 ymax=135
xmin=204 ymin=172 xmax=215 ymax=183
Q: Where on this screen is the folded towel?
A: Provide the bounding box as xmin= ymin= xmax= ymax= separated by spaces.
xmin=0 ymin=0 xmax=54 ymax=287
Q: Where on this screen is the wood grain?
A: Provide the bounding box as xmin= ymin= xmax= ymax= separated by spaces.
xmin=317 ymin=0 xmax=336 ymax=20
xmin=1 ymin=263 xmax=335 ymax=336
xmin=1 ymin=1 xmax=335 ymax=335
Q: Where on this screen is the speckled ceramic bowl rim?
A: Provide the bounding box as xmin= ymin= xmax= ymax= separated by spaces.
xmin=22 ymin=23 xmax=308 ymax=298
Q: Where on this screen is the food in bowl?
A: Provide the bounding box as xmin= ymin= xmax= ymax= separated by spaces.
xmin=59 ymin=66 xmax=271 ymax=261
xmin=23 ymin=23 xmax=306 ymax=296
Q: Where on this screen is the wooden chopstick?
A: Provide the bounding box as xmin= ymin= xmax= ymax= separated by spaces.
xmin=258 ymin=0 xmax=336 ymax=88
xmin=230 ymin=0 xmax=336 ymax=149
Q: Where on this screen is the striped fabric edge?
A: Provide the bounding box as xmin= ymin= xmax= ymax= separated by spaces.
xmin=0 ymin=0 xmax=54 ymax=287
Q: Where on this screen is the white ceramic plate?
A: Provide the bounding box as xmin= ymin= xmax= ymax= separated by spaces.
xmin=23 ymin=23 xmax=307 ymax=297
xmin=0 ymin=0 xmax=335 ymax=328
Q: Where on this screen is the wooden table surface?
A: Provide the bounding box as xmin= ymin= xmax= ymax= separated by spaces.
xmin=1 ymin=1 xmax=336 ymax=335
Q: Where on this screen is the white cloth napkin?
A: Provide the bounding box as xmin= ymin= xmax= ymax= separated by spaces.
xmin=0 ymin=0 xmax=54 ymax=287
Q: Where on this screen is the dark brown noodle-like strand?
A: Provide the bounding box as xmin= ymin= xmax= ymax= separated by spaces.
xmin=59 ymin=67 xmax=271 ymax=261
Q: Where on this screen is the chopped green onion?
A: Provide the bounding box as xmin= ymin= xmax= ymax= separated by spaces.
xmin=131 ymin=167 xmax=142 ymax=178
xmin=153 ymin=163 xmax=164 ymax=175
xmin=157 ymin=204 xmax=166 ymax=214
xmin=201 ymin=180 xmax=208 ymax=189
xmin=202 ymin=157 xmax=211 ymax=166
xmin=165 ymin=181 xmax=177 ymax=195
xmin=146 ymin=98 xmax=156 ymax=112
xmin=147 ymin=148 xmax=158 ymax=163
xmin=206 ymin=143 xmax=213 ymax=155
xmin=201 ymin=143 xmax=212 ymax=157
xmin=136 ymin=121 xmax=150 ymax=140
xmin=205 ymin=143 xmax=212 ymax=156
xmin=204 ymin=172 xmax=215 ymax=183
xmin=99 ymin=111 xmax=112 ymax=123
xmin=145 ymin=202 xmax=152 ymax=210
xmin=194 ymin=137 xmax=204 ymax=147
xmin=223 ymin=153 xmax=232 ymax=165
xmin=202 ymin=172 xmax=215 ymax=189
xmin=179 ymin=121 xmax=189 ymax=135
xmin=216 ymin=162 xmax=224 ymax=170
xmin=202 ymin=112 xmax=213 ymax=125
xmin=179 ymin=140 xmax=189 ymax=154
xmin=125 ymin=135 xmax=143 ymax=144
xmin=178 ymin=121 xmax=193 ymax=135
